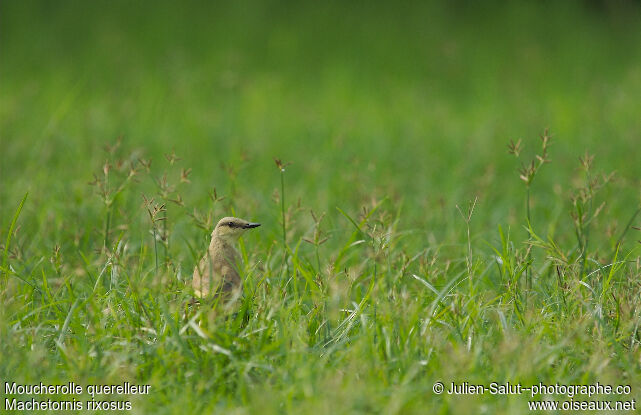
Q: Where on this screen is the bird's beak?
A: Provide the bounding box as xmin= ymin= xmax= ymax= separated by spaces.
xmin=244 ymin=222 xmax=261 ymax=229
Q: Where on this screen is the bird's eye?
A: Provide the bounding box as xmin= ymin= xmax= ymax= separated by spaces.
xmin=228 ymin=222 xmax=234 ymax=227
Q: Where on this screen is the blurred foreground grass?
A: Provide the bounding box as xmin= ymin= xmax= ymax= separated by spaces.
xmin=2 ymin=1 xmax=641 ymax=413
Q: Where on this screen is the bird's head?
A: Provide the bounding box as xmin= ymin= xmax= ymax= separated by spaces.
xmin=213 ymin=216 xmax=261 ymax=241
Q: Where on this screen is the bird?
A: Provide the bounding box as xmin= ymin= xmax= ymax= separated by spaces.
xmin=192 ymin=216 xmax=260 ymax=301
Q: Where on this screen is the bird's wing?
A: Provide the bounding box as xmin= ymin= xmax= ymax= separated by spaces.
xmin=192 ymin=254 xmax=219 ymax=297
xmin=220 ymin=264 xmax=241 ymax=292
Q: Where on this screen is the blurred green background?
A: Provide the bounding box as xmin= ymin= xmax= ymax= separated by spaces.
xmin=2 ymin=1 xmax=641 ymax=413
xmin=3 ymin=1 xmax=640 ymax=240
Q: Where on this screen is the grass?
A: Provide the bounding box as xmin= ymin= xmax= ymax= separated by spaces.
xmin=2 ymin=1 xmax=641 ymax=413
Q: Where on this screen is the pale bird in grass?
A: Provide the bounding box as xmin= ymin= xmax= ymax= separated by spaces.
xmin=192 ymin=216 xmax=260 ymax=299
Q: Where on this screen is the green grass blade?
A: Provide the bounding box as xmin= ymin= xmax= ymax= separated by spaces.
xmin=2 ymin=192 xmax=28 ymax=287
